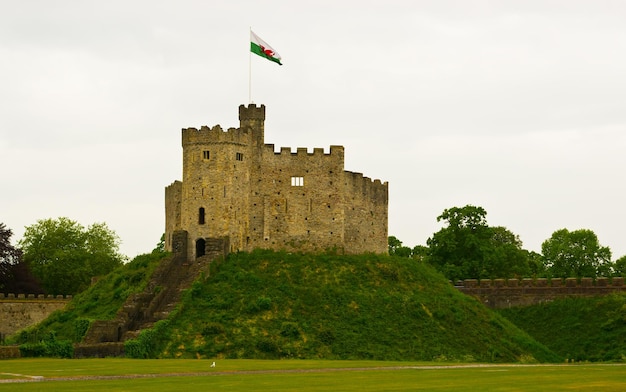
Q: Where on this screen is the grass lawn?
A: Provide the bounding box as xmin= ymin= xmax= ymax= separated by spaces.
xmin=1 ymin=359 xmax=625 ymax=391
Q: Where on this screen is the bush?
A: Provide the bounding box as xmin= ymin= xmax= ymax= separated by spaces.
xmin=318 ymin=329 xmax=335 ymax=345
xmin=74 ymin=318 xmax=91 ymax=342
xmin=280 ymin=322 xmax=300 ymax=338
xmin=201 ymin=322 xmax=225 ymax=336
xmin=124 ymin=319 xmax=171 ymax=359
xmin=18 ymin=332 xmax=73 ymax=358
xmin=256 ymin=338 xmax=279 ymax=355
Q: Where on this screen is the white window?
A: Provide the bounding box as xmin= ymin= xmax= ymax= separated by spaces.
xmin=291 ymin=176 xmax=304 ymax=187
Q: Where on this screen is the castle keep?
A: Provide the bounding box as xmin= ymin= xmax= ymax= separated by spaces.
xmin=165 ymin=104 xmax=388 ymax=260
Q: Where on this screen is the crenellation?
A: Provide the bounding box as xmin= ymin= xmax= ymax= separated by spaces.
xmin=182 ymin=124 xmax=254 ymax=146
xmin=238 ymin=103 xmax=265 ymax=121
xmin=272 ymin=146 xmax=340 ymax=157
xmin=0 ymin=293 xmax=71 ymax=301
xmin=456 ymin=277 xmax=626 ymax=308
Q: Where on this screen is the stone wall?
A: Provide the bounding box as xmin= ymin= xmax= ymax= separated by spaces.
xmin=456 ymin=277 xmax=626 ymax=308
xmin=0 ymin=294 xmax=71 ymax=338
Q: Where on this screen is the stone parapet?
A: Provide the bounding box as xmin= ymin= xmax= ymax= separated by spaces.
xmin=456 ymin=277 xmax=626 ymax=308
xmin=0 ymin=293 xmax=72 ymax=300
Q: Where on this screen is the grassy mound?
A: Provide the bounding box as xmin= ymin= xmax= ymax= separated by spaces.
xmin=499 ymin=293 xmax=626 ymax=362
xmin=149 ymin=250 xmax=558 ymax=362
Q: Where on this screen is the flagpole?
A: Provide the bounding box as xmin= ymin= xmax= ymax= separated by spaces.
xmin=248 ymin=27 xmax=252 ymax=104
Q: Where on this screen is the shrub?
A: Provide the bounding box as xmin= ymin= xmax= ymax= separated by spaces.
xmin=201 ymin=322 xmax=225 ymax=336
xmin=280 ymin=322 xmax=300 ymax=338
xmin=318 ymin=329 xmax=335 ymax=345
xmin=124 ymin=319 xmax=171 ymax=359
xmin=18 ymin=332 xmax=73 ymax=358
xmin=256 ymin=338 xmax=279 ymax=355
xmin=74 ymin=318 xmax=91 ymax=342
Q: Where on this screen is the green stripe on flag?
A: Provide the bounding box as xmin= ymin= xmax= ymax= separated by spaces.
xmin=251 ymin=42 xmax=282 ymax=65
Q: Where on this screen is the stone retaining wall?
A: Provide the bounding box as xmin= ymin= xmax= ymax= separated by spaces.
xmin=456 ymin=277 xmax=626 ymax=308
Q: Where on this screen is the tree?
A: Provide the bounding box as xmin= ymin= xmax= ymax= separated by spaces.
xmin=427 ymin=205 xmax=529 ymax=281
xmin=388 ymin=236 xmax=412 ymax=257
xmin=0 ymin=223 xmax=43 ymax=294
xmin=614 ymin=255 xmax=626 ymax=276
xmin=526 ymin=250 xmax=547 ymax=278
xmin=541 ymin=228 xmax=612 ymax=279
xmin=19 ymin=218 xmax=125 ymax=294
xmin=0 ymin=223 xmax=21 ymax=263
xmin=154 ymin=233 xmax=166 ymax=254
xmin=1 ymin=223 xmax=21 ymax=292
xmin=411 ymin=245 xmax=429 ymax=262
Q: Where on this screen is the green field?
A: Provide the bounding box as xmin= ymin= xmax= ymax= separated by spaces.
xmin=1 ymin=359 xmax=625 ymax=391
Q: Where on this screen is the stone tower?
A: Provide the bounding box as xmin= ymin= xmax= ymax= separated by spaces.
xmin=165 ymin=104 xmax=388 ymax=260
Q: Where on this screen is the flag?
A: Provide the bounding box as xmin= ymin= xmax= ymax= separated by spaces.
xmin=250 ymin=30 xmax=282 ymax=65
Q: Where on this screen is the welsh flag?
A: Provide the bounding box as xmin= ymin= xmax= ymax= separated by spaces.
xmin=250 ymin=30 xmax=282 ymax=65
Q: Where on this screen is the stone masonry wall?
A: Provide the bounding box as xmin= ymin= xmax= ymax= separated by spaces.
xmin=456 ymin=277 xmax=626 ymax=308
xmin=0 ymin=294 xmax=70 ymax=338
xmin=249 ymin=145 xmax=346 ymax=253
xmin=165 ymin=104 xmax=389 ymax=259
xmin=343 ymin=171 xmax=389 ymax=254
xmin=164 ymin=180 xmax=182 ymax=251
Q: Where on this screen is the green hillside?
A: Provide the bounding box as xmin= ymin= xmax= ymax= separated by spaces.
xmin=11 ymin=250 xmax=560 ymax=362
xmin=498 ymin=293 xmax=626 ymax=362
xmin=133 ymin=250 xmax=558 ymax=362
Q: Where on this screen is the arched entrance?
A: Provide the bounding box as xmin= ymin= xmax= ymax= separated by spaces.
xmin=196 ymin=238 xmax=206 ymax=259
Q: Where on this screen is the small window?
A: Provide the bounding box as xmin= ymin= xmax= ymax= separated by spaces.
xmin=236 ymin=152 xmax=244 ymax=161
xmin=291 ymin=176 xmax=304 ymax=187
xmin=203 ymin=151 xmax=210 ymax=159
xmin=198 ymin=207 xmax=205 ymax=224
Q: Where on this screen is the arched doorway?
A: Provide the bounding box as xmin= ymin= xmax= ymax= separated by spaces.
xmin=196 ymin=238 xmax=206 ymax=258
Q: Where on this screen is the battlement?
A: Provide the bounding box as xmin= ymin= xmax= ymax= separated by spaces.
xmin=265 ymin=144 xmax=345 ymax=157
xmin=456 ymin=277 xmax=626 ymax=308
xmin=0 ymin=293 xmax=72 ymax=300
xmin=239 ymin=103 xmax=266 ymax=121
xmin=166 ymin=180 xmax=182 ymax=189
xmin=182 ymin=124 xmax=252 ymax=146
xmin=345 ymin=171 xmax=389 ymax=199
xmin=458 ymin=277 xmax=624 ymax=288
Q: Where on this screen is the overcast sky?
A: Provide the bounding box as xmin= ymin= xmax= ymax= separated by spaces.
xmin=2 ymin=1 xmax=625 ymax=260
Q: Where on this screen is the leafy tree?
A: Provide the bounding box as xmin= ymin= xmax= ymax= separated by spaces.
xmin=0 ymin=223 xmax=21 ymax=277
xmin=541 ymin=228 xmax=611 ymax=279
xmin=0 ymin=223 xmax=43 ymax=294
xmin=526 ymin=250 xmax=547 ymax=278
xmin=388 ymin=236 xmax=412 ymax=257
xmin=411 ymin=245 xmax=429 ymax=262
xmin=19 ymin=218 xmax=125 ymax=294
xmin=154 ymin=233 xmax=166 ymax=253
xmin=427 ymin=205 xmax=529 ymax=281
xmin=614 ymin=255 xmax=626 ymax=276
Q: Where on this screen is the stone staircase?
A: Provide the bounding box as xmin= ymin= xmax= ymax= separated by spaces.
xmin=74 ymin=235 xmax=229 ymax=358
